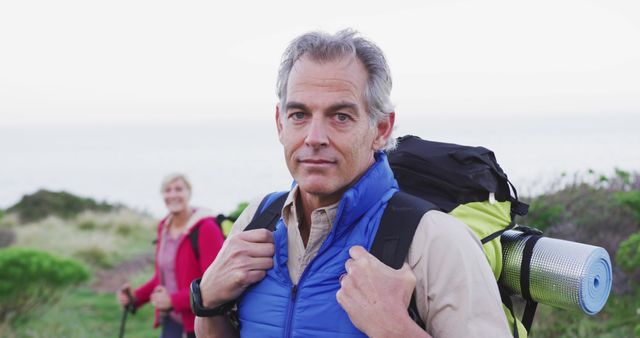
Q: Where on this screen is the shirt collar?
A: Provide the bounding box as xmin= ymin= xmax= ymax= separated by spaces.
xmin=280 ymin=152 xmax=397 ymax=232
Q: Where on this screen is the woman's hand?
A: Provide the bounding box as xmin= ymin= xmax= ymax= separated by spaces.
xmin=150 ymin=285 xmax=172 ymax=310
xmin=116 ymin=283 xmax=134 ymax=308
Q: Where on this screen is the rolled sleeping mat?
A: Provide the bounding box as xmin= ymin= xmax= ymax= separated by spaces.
xmin=499 ymin=229 xmax=612 ymax=315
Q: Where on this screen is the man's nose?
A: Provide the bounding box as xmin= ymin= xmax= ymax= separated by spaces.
xmin=305 ymin=117 xmax=329 ymax=148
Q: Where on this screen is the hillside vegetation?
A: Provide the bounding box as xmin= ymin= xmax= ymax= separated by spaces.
xmin=0 ymin=191 xmax=158 ymax=337
xmin=520 ymin=169 xmax=640 ymax=337
xmin=1 ymin=171 xmax=639 ymax=337
xmin=6 ymin=189 xmax=118 ymax=223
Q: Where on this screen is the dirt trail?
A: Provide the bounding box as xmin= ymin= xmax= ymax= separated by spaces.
xmin=91 ymin=252 xmax=154 ymax=293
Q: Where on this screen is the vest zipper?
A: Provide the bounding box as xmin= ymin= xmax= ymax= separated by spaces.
xmin=281 ymin=212 xmax=344 ymax=337
xmin=284 ymin=284 xmax=298 ymax=338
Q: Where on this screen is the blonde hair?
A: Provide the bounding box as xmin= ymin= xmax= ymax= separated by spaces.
xmin=160 ymin=173 xmax=192 ymax=193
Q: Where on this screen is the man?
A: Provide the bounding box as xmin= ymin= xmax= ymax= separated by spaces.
xmin=194 ymin=29 xmax=511 ymax=337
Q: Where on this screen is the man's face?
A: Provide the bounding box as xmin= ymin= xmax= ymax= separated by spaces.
xmin=276 ymin=55 xmax=393 ymax=206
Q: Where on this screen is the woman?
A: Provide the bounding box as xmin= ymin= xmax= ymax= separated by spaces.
xmin=117 ymin=173 xmax=224 ymax=338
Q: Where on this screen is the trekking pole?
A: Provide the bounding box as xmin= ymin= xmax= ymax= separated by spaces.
xmin=118 ymin=288 xmax=136 ymax=338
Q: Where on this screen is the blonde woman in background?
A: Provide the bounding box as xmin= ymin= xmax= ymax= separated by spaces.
xmin=117 ymin=173 xmax=224 ymax=338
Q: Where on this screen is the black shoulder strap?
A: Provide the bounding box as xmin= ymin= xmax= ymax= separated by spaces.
xmin=244 ymin=192 xmax=288 ymax=232
xmin=191 ymin=192 xmax=288 ymax=261
xmin=190 ymin=192 xmax=288 ymax=261
xmin=189 ymin=223 xmax=201 ymax=260
xmin=371 ymin=191 xmax=437 ymax=330
xmin=371 ymin=191 xmax=437 ymax=269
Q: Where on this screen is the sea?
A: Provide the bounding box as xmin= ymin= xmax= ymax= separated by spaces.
xmin=1 ymin=113 xmax=638 ymax=218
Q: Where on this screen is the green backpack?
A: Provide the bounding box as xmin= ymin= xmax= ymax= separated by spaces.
xmin=387 ymin=135 xmax=531 ymax=337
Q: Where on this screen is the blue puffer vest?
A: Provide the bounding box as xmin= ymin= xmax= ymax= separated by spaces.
xmin=238 ymin=153 xmax=399 ymax=338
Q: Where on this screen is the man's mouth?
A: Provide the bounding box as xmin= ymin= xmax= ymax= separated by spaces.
xmin=298 ymin=158 xmax=337 ymax=168
xmin=300 ymin=159 xmax=334 ymax=164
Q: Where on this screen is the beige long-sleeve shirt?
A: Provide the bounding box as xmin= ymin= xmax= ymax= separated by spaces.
xmin=229 ymin=187 xmax=511 ymax=337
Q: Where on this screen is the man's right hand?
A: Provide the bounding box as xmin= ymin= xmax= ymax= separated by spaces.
xmin=199 ymin=228 xmax=275 ymax=308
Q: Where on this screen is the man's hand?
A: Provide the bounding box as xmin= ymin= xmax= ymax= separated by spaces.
xmin=336 ymin=245 xmax=429 ymax=338
xmin=199 ymin=228 xmax=275 ymax=308
xmin=151 ymin=285 xmax=172 ymax=310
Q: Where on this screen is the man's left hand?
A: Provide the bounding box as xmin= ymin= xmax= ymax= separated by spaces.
xmin=336 ymin=245 xmax=427 ymax=338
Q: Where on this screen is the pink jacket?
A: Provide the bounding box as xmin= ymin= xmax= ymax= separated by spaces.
xmin=134 ymin=208 xmax=224 ymax=333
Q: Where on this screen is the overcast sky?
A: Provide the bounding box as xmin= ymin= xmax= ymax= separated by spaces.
xmin=1 ymin=0 xmax=639 ymax=127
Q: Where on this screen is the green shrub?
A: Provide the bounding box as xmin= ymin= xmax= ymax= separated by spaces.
xmin=228 ymin=202 xmax=249 ymax=221
xmin=530 ymin=289 xmax=639 ymax=338
xmin=0 ymin=248 xmax=89 ymax=322
xmin=616 ymin=232 xmax=640 ymax=273
xmin=0 ymin=229 xmax=16 ymax=248
xmin=73 ymin=246 xmax=114 ymax=269
xmin=525 ymin=199 xmax=564 ymax=231
xmin=76 ymin=220 xmax=98 ymax=231
xmin=614 ymin=168 xmax=632 ymax=187
xmin=6 ymin=189 xmax=115 ymax=223
xmin=114 ymin=223 xmax=133 ymax=236
xmin=615 ymin=190 xmax=640 ymax=224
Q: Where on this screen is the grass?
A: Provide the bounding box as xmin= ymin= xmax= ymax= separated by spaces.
xmin=521 ymin=169 xmax=640 ymax=338
xmin=7 ymin=266 xmax=157 ymax=338
xmin=2 ymin=207 xmax=161 ymax=337
xmin=529 ymin=289 xmax=640 ymax=338
xmin=3 ymin=170 xmax=639 ymax=337
xmin=12 ymin=209 xmax=156 ymax=270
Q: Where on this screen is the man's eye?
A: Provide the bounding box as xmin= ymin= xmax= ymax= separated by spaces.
xmin=336 ymin=113 xmax=350 ymax=122
xmin=291 ymin=112 xmax=306 ymax=120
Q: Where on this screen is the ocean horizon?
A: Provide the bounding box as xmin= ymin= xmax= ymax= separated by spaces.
xmin=2 ymin=113 xmax=638 ymax=218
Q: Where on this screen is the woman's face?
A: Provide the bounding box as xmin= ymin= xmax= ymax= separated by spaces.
xmin=162 ymin=179 xmax=191 ymax=214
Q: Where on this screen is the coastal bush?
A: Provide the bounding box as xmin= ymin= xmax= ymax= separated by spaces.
xmin=0 ymin=229 xmax=16 ymax=248
xmin=526 ymin=199 xmax=563 ymax=231
xmin=115 ymin=222 xmax=133 ymax=236
xmin=615 ymin=190 xmax=640 ymax=224
xmin=6 ymin=189 xmax=115 ymax=223
xmin=74 ymin=245 xmax=114 ymax=269
xmin=522 ymin=170 xmax=638 ymax=259
xmin=9 ymin=268 xmax=157 ymax=338
xmin=228 ymin=202 xmax=249 ymax=220
xmin=0 ymin=213 xmax=18 ymax=228
xmin=221 ymin=202 xmax=250 ymax=235
xmin=616 ymin=232 xmax=640 ymax=273
xmin=0 ymin=248 xmax=89 ymax=322
xmin=530 ymin=287 xmax=640 ymax=337
xmin=13 ymin=211 xmax=154 ymax=270
xmin=77 ymin=220 xmax=98 ymax=231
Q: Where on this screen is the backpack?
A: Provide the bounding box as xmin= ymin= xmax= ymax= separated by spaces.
xmin=388 ymin=135 xmax=532 ymax=337
xmin=153 ymin=213 xmax=237 ymax=261
xmin=177 ymin=202 xmax=249 ymax=260
xmin=188 ymin=213 xmax=238 ymax=260
xmin=245 ymin=135 xmax=532 ymax=337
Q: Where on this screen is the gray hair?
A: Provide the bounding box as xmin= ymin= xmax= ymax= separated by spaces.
xmin=276 ymin=29 xmax=396 ymax=150
xmin=160 ymin=173 xmax=192 ymax=194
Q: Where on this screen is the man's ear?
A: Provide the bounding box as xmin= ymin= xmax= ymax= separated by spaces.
xmin=276 ymin=104 xmax=284 ymax=144
xmin=373 ymin=112 xmax=395 ymax=150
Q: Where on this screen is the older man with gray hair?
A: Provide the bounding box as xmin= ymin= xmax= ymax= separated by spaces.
xmin=192 ymin=29 xmax=511 ymax=337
